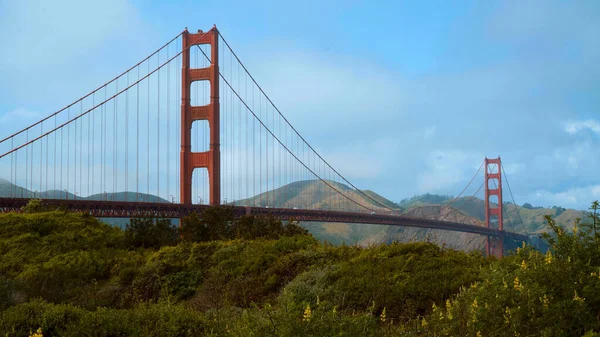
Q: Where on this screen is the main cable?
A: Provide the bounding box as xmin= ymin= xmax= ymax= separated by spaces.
xmin=501 ymin=162 xmax=529 ymax=236
xmin=216 ymin=32 xmax=396 ymax=213
xmin=0 ymin=31 xmax=211 ymax=161
xmin=196 ymin=46 xmax=377 ymax=213
xmin=0 ymin=32 xmax=184 ymax=145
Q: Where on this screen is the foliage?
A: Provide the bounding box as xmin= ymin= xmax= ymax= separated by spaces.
xmin=418 ymin=201 xmax=600 ymax=337
xmin=124 ymin=218 xmax=177 ymax=249
xmin=3 ymin=201 xmax=600 ymax=336
xmin=179 ymin=207 xmax=308 ymax=243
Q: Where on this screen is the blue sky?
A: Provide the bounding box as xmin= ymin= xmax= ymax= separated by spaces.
xmin=0 ymin=0 xmax=599 ymax=209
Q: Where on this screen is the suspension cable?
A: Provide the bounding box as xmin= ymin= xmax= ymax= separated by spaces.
xmin=445 ymin=160 xmax=484 ymax=208
xmin=0 ymin=31 xmax=210 ymax=160
xmin=215 ymin=32 xmax=396 ymax=213
xmin=0 ymin=32 xmax=184 ymax=145
xmin=501 ymin=162 xmax=529 ymax=236
xmin=196 ymin=46 xmax=377 ymax=212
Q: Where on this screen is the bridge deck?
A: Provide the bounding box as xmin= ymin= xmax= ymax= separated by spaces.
xmin=0 ymin=198 xmax=528 ymax=242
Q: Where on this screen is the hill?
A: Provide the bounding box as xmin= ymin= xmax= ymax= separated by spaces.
xmin=0 ymin=178 xmax=589 ymax=251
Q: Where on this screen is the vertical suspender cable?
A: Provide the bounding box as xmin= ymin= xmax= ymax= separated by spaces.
xmin=238 ymin=61 xmax=241 ymax=203
xmin=137 ymin=65 xmax=140 ymax=199
xmin=114 ymin=80 xmax=118 ymax=199
xmin=74 ymin=103 xmax=77 ymax=197
xmin=91 ymin=94 xmax=94 ymax=196
xmin=39 ymin=124 xmax=43 ymax=196
xmin=245 ymin=65 xmax=248 ymax=202
xmin=60 ymin=125 xmax=63 ymax=198
xmin=79 ymin=101 xmax=83 ymax=197
xmin=230 ymin=50 xmax=233 ymax=203
xmin=126 ymin=71 xmax=129 ymax=199
xmin=157 ymin=52 xmax=161 ymax=200
xmin=103 ymin=87 xmax=107 ymax=198
xmin=167 ymin=44 xmax=170 ymax=202
xmin=10 ymin=138 xmax=13 ymax=197
xmin=147 ymin=58 xmax=150 ymax=199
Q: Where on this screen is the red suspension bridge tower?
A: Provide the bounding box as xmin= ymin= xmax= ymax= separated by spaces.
xmin=485 ymin=157 xmax=504 ymax=258
xmin=180 ymin=26 xmax=220 ymax=205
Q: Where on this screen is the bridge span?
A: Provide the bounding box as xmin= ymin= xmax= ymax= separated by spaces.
xmin=0 ymin=198 xmax=528 ymax=242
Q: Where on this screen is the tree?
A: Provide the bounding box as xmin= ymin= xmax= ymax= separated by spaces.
xmin=179 ymin=207 xmax=235 ymax=242
xmin=125 ymin=218 xmax=177 ymax=248
xmin=590 ymin=200 xmax=599 ymax=238
xmin=20 ymin=199 xmax=46 ymax=213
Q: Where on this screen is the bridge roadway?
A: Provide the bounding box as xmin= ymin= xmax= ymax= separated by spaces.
xmin=0 ymin=198 xmax=528 ymax=242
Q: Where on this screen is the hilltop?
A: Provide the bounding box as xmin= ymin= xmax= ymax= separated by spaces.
xmin=0 ymin=178 xmax=589 ymax=251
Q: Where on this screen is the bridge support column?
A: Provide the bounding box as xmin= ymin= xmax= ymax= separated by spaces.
xmin=485 ymin=157 xmax=504 ymax=258
xmin=486 ymin=235 xmax=504 ymax=259
xmin=180 ymin=26 xmax=220 ymax=205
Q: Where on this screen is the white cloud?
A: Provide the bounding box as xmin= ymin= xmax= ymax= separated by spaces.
xmin=417 ymin=149 xmax=482 ymax=194
xmin=502 ymin=162 xmax=524 ymax=175
xmin=0 ymin=0 xmax=142 ymax=69
xmin=0 ymin=108 xmax=45 ymax=137
xmin=564 ymin=120 xmax=600 ymax=135
xmin=424 ymin=126 xmax=436 ymax=139
xmin=324 ymin=150 xmax=383 ymax=180
xmin=525 ymin=184 xmax=600 ymax=209
xmin=0 ymin=108 xmax=43 ymax=125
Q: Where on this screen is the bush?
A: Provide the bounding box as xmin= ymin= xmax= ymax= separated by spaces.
xmin=124 ymin=218 xmax=177 ymax=249
xmin=420 ymin=201 xmax=600 ymax=336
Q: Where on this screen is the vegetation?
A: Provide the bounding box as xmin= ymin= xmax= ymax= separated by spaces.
xmin=1 ymin=200 xmax=600 ymax=336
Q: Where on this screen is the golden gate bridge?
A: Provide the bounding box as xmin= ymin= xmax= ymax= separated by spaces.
xmin=0 ymin=26 xmax=528 ymax=257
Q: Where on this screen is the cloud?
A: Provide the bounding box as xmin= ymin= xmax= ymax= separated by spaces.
xmin=0 ymin=108 xmax=43 ymax=125
xmin=0 ymin=108 xmax=44 ymax=137
xmin=564 ymin=120 xmax=600 ymax=135
xmin=0 ymin=0 xmax=148 ymax=107
xmin=524 ymin=185 xmax=600 ymax=209
xmin=416 ymin=149 xmax=482 ymax=194
xmin=322 ymin=149 xmax=384 ymax=181
xmin=502 ymin=163 xmax=524 ymax=175
xmin=424 ymin=126 xmax=436 ymax=139
xmin=0 ymin=0 xmax=142 ymax=68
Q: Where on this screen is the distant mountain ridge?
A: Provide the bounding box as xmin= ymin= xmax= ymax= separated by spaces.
xmin=0 ymin=178 xmax=588 ymax=251
xmin=0 ymin=178 xmax=168 ymax=203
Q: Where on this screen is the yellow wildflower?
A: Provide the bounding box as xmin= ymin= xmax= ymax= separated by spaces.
xmin=521 ymin=260 xmax=527 ymax=270
xmin=504 ymin=307 xmax=511 ymax=325
xmin=472 ymin=298 xmax=478 ymax=308
xmin=513 ymin=276 xmax=521 ymax=291
xmin=476 ymin=331 xmax=483 ymax=337
xmin=332 ymin=306 xmax=337 ymax=314
xmin=573 ymin=290 xmax=585 ymax=303
xmin=303 ymin=304 xmax=312 ymax=322
xmin=432 ymin=302 xmax=438 ymax=312
xmin=29 ymin=328 xmax=43 ymax=337
xmin=380 ymin=307 xmax=387 ymax=323
xmin=545 ymin=250 xmax=553 ymax=264
xmin=446 ymin=299 xmax=453 ymax=320
xmin=421 ymin=317 xmax=428 ymax=328
xmin=540 ymin=294 xmax=549 ymax=308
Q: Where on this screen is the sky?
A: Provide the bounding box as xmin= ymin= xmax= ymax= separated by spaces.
xmin=0 ymin=0 xmax=599 ymax=210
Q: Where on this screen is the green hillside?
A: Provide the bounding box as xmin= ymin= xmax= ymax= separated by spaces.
xmin=0 ymin=178 xmax=590 ymax=249
xmin=2 ymin=203 xmax=600 ymax=335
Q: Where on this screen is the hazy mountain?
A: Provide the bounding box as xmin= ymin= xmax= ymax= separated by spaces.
xmin=0 ymin=178 xmax=589 ymax=251
xmin=0 ymin=179 xmax=168 ymax=203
